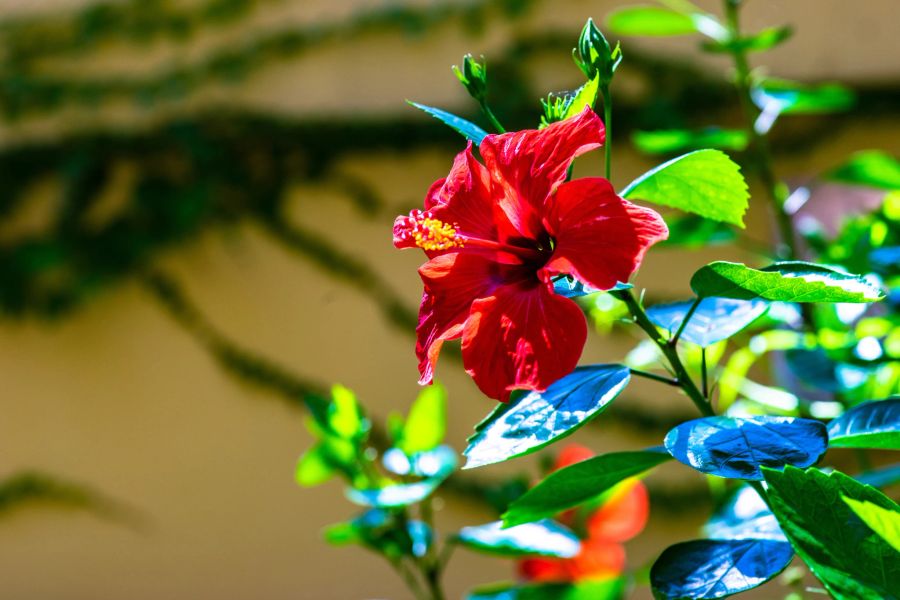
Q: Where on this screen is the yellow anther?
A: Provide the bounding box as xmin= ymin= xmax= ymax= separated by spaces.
xmin=398 ymin=210 xmax=465 ymax=251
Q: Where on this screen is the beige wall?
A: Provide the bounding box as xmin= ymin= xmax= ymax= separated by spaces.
xmin=0 ymin=1 xmax=897 ymax=598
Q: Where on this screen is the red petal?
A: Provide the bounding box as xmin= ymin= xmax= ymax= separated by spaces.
xmin=517 ymin=557 xmax=570 ymax=583
xmin=480 ymin=107 xmax=605 ymax=239
xmin=415 ymin=252 xmax=497 ymax=384
xmin=553 ymin=444 xmax=596 ymax=471
xmin=543 ymin=177 xmax=668 ymax=290
xmin=586 ymin=479 xmax=649 ymax=543
xmin=568 ymin=539 xmax=626 ymax=580
xmin=461 ymin=282 xmax=587 ymax=401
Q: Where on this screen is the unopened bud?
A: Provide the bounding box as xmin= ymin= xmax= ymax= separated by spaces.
xmin=452 ymin=54 xmax=488 ymax=102
xmin=573 ymin=18 xmax=622 ymax=85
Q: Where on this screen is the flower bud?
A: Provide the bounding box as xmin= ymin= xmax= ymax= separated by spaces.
xmin=573 ymin=18 xmax=622 ymax=85
xmin=452 ymin=54 xmax=488 ymax=103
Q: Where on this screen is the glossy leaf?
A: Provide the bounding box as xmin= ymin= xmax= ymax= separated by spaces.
xmin=621 ymin=150 xmax=749 ymax=227
xmin=400 ymin=384 xmax=447 ymax=454
xmin=632 ymin=128 xmax=748 ymax=155
xmin=843 ymin=496 xmax=900 ymax=552
xmin=647 ymin=298 xmax=768 ymax=347
xmin=502 ymin=450 xmax=670 ymax=527
xmin=650 ymin=538 xmax=794 ymax=599
xmin=457 ymin=519 xmax=580 ymax=558
xmin=690 ymin=261 xmax=884 ymax=303
xmin=827 ymin=150 xmax=900 ymax=190
xmin=664 ymin=416 xmax=827 ymax=480
xmin=763 ymin=466 xmax=900 ymax=599
xmin=409 ymin=102 xmax=488 ymax=145
xmin=704 ymin=486 xmax=786 ymax=542
xmin=463 ymin=365 xmax=631 ymax=469
xmin=469 ymin=579 xmax=624 ymax=600
xmin=827 ymin=398 xmax=900 ymax=449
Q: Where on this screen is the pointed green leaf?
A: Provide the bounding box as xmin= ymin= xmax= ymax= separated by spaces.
xmin=457 ymin=520 xmax=580 ymax=558
xmin=409 ymin=102 xmax=488 ymax=145
xmin=400 ymin=384 xmax=447 ymax=454
xmin=827 ymin=398 xmax=900 ymax=449
xmin=502 ymin=450 xmax=670 ymax=527
xmin=843 ymin=496 xmax=900 ymax=552
xmin=621 ymin=150 xmax=749 ymax=227
xmin=690 ymin=261 xmax=884 ymax=303
xmin=763 ymin=466 xmax=900 ymax=599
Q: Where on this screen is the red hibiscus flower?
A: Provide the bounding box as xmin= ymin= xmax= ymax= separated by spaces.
xmin=393 ymin=108 xmax=667 ymax=401
xmin=517 ymin=444 xmax=650 ymax=583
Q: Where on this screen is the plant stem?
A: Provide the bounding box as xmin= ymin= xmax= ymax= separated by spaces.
xmin=722 ymin=0 xmax=796 ymax=260
xmin=630 ymin=368 xmax=680 ymax=387
xmin=601 ymin=83 xmax=612 ymax=180
xmin=618 ymin=290 xmax=714 ymax=417
xmin=388 ymin=557 xmax=428 ymax=600
xmin=670 ymin=297 xmax=702 ymax=345
xmin=701 ymin=347 xmax=709 ymax=399
xmin=418 ymin=497 xmax=446 ymax=600
xmin=480 ymin=102 xmax=506 ymax=133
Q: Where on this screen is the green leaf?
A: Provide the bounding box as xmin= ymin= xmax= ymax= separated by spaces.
xmin=295 ymin=444 xmax=336 ymax=487
xmin=827 ymin=151 xmax=900 ymax=191
xmin=752 ymin=79 xmax=855 ymax=116
xmin=621 ymin=149 xmax=749 ymax=227
xmin=659 ymin=214 xmax=737 ymax=249
xmin=632 ymin=128 xmax=749 ymax=155
xmin=763 ymin=466 xmax=900 ymax=599
xmin=400 ymin=384 xmax=447 ymax=454
xmin=843 ymin=496 xmax=900 ymax=552
xmin=457 ymin=519 xmax=580 ymax=558
xmin=329 ymin=384 xmax=367 ymax=439
xmin=408 ymin=102 xmax=488 ymax=145
xmin=468 ymin=579 xmax=625 ymax=600
xmin=703 ymin=25 xmax=793 ymax=53
xmin=690 ymin=261 xmax=885 ymax=303
xmin=541 ymin=76 xmax=600 ymax=128
xmin=463 ymin=365 xmax=631 ymax=469
xmin=501 ymin=450 xmax=670 ymax=527
xmin=827 ymin=398 xmax=900 ymax=449
xmin=606 ymin=6 xmax=698 ymax=37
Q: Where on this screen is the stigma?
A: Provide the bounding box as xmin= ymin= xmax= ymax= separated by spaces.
xmin=394 ymin=210 xmax=465 ymax=251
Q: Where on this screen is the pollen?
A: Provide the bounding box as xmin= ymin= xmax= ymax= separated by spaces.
xmin=396 ymin=210 xmax=464 ymax=251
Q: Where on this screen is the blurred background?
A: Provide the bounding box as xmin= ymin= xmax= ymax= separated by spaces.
xmin=0 ymin=0 xmax=896 ymax=598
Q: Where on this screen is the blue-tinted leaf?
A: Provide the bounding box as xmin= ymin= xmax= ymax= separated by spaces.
xmin=650 ymin=538 xmax=794 ymax=599
xmin=457 ymin=519 xmax=580 ymax=558
xmin=502 ymin=450 xmax=670 ymax=527
xmin=691 ymin=261 xmax=884 ymax=303
xmin=752 ymin=79 xmax=855 ymax=115
xmin=827 ymin=398 xmax=900 ymax=449
xmin=409 ymin=102 xmax=488 ymax=145
xmin=552 ymin=277 xmax=631 ymax=298
xmin=871 ymin=247 xmax=900 ymax=275
xmin=763 ymin=466 xmax=900 ymax=599
xmin=382 ymin=445 xmax=458 ymax=477
xmin=463 ymin=365 xmax=631 ymax=469
xmin=664 ymin=416 xmax=827 ymax=480
xmin=325 ymin=509 xmax=431 ymax=558
xmin=469 ymin=579 xmax=625 ymax=600
xmin=407 ymin=520 xmax=432 ymax=557
xmin=647 ymin=298 xmax=767 ymax=347
xmin=348 ymin=452 xmax=455 ymax=508
xmin=705 ymin=486 xmax=786 ymax=542
xmin=857 ymin=463 xmax=900 ymax=488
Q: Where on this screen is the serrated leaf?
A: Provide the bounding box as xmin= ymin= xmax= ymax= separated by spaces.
xmin=468 ymin=579 xmax=625 ymax=600
xmin=632 ymin=128 xmax=748 ymax=155
xmin=409 ymin=102 xmax=488 ymax=145
xmin=463 ymin=365 xmax=631 ymax=469
xmin=843 ymin=496 xmax=900 ymax=552
xmin=664 ymin=416 xmax=827 ymax=480
xmin=650 ymin=538 xmax=794 ymax=599
xmin=704 ymin=485 xmax=786 ymax=542
xmin=502 ymin=451 xmax=670 ymax=527
xmin=621 ymin=150 xmax=749 ymax=227
xmin=457 ymin=519 xmax=580 ymax=558
xmin=400 ymin=384 xmax=447 ymax=454
xmin=763 ymin=466 xmax=900 ymax=599
xmin=690 ymin=261 xmax=884 ymax=303
xmin=647 ymin=297 xmax=768 ymax=347
xmin=827 ymin=150 xmax=900 ymax=191
xmin=827 ymin=398 xmax=900 ymax=449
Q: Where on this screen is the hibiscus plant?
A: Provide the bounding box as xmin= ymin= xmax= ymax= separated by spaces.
xmin=297 ymin=1 xmax=900 ymax=599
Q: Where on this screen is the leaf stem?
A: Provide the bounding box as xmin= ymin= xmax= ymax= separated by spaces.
xmin=480 ymin=102 xmax=506 ymax=133
xmin=630 ymin=368 xmax=680 ymax=387
xmin=618 ymin=290 xmax=714 ymax=417
xmin=701 ymin=347 xmax=709 ymax=400
xmin=670 ymin=297 xmax=702 ymax=346
xmin=601 ymin=83 xmax=612 ymax=180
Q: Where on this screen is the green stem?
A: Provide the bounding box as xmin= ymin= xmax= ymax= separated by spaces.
xmin=480 ymin=102 xmax=506 ymax=133
xmin=418 ymin=498 xmax=446 ymax=600
xmin=701 ymin=347 xmax=709 ymax=400
xmin=388 ymin=556 xmax=428 ymax=600
xmin=670 ymin=297 xmax=702 ymax=345
xmin=618 ymin=290 xmax=713 ymax=417
xmin=722 ymin=0 xmax=796 ymax=260
xmin=601 ymin=83 xmax=612 ymax=180
xmin=630 ymin=368 xmax=680 ymax=387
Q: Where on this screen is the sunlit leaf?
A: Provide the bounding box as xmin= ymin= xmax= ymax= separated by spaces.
xmin=502 ymin=450 xmax=670 ymax=527
xmin=463 ymin=365 xmax=631 ymax=469
xmin=621 ymin=150 xmax=749 ymax=227
xmin=763 ymin=466 xmax=900 ymax=599
xmin=827 ymin=150 xmax=900 ymax=191
xmin=690 ymin=261 xmax=884 ymax=303
xmin=408 ymin=101 xmax=488 ymax=145
xmin=827 ymin=398 xmax=900 ymax=449
xmin=843 ymin=496 xmax=900 ymax=552
xmin=704 ymin=485 xmax=786 ymax=542
xmin=632 ymin=128 xmax=748 ymax=155
xmin=468 ymin=579 xmax=625 ymax=600
xmin=329 ymin=384 xmax=368 ymax=440
xmin=457 ymin=519 xmax=580 ymax=558
xmin=647 ymin=297 xmax=768 ymax=347
xmin=665 ymin=416 xmax=827 ymax=480
xmin=295 ymin=444 xmax=336 ymax=487
xmin=606 ymin=6 xmax=697 ymax=36
xmin=400 ymin=384 xmax=447 ymax=454
xmin=650 ymin=538 xmax=794 ymax=599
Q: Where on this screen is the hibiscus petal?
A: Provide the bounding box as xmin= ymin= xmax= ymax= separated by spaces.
xmin=543 ymin=177 xmax=668 ymax=290
xmin=416 ymin=252 xmax=498 ymax=384
xmin=517 ymin=557 xmax=571 ymax=583
xmin=461 ymin=283 xmax=587 ymax=402
xmin=568 ymin=539 xmax=626 ymax=580
xmin=586 ymin=479 xmax=649 ymax=543
xmin=480 ymin=107 xmax=605 ymax=239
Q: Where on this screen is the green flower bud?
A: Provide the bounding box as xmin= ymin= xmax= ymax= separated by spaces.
xmin=452 ymin=54 xmax=488 ymax=103
xmin=573 ymin=18 xmax=622 ymax=85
